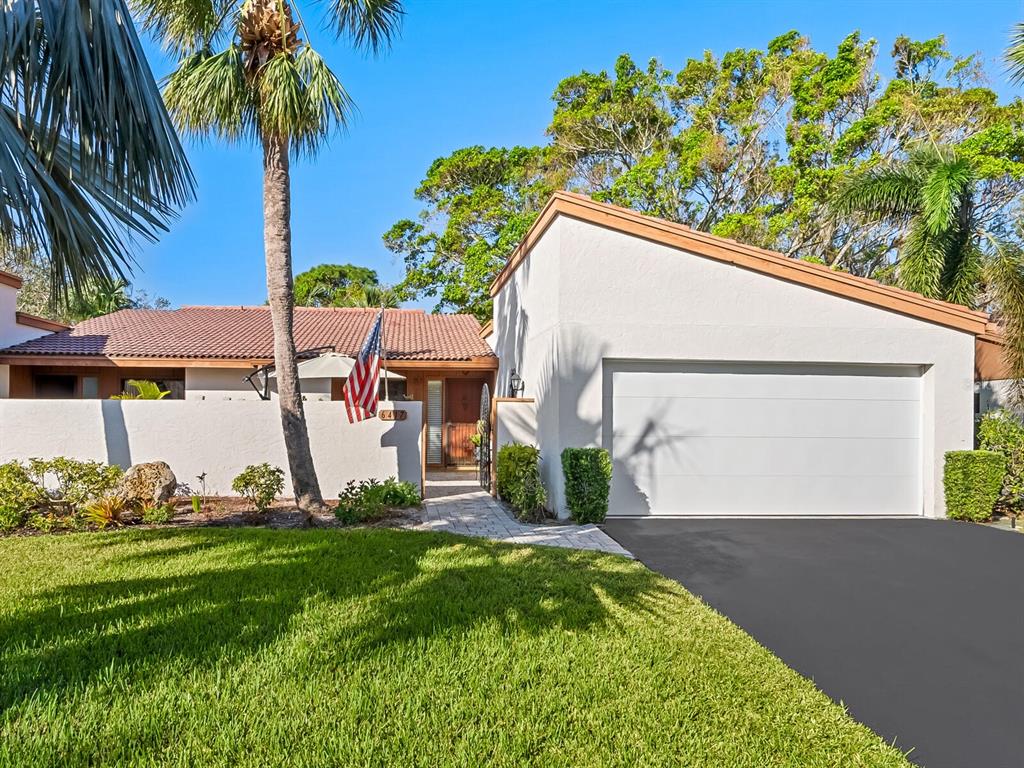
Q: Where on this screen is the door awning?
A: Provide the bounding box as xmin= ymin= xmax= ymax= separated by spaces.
xmin=268 ymin=352 xmax=406 ymax=381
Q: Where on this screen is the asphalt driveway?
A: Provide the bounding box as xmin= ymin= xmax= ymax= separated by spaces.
xmin=604 ymin=518 xmax=1024 ymax=768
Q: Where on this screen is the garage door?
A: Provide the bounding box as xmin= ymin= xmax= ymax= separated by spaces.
xmin=606 ymin=362 xmax=922 ymax=517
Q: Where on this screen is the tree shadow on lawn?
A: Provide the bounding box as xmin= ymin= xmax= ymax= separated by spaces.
xmin=0 ymin=527 xmax=674 ymax=709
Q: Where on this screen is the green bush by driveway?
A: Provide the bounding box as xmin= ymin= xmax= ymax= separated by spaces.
xmin=944 ymin=450 xmax=1006 ymax=521
xmin=0 ymin=528 xmax=910 ymax=767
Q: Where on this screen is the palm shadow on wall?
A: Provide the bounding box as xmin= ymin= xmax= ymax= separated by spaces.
xmin=532 ymin=329 xmax=687 ymax=516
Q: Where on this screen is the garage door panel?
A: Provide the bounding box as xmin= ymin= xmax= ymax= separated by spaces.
xmin=611 ymin=472 xmax=920 ymax=516
xmin=611 ymin=368 xmax=922 ymax=401
xmin=607 ymin=363 xmax=922 ymax=517
xmin=614 ymin=435 xmax=919 ymax=478
xmin=611 ymin=397 xmax=919 ymax=440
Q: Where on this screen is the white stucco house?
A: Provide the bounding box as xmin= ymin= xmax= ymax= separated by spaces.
xmin=1 ymin=192 xmax=1014 ymax=516
xmin=0 ymin=271 xmax=69 ymax=398
xmin=485 ymin=192 xmax=1007 ymax=519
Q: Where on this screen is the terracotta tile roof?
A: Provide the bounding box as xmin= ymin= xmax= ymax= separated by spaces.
xmin=0 ymin=306 xmax=495 ymax=362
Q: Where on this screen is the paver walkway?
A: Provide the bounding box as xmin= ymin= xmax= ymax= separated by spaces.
xmin=405 ymin=473 xmax=630 ymax=556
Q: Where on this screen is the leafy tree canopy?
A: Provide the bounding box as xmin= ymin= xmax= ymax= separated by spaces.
xmin=293 ymin=263 xmax=379 ymax=306
xmin=389 ymin=32 xmax=1024 ymax=319
xmin=1 ymin=240 xmax=168 ymax=323
xmin=385 ymin=145 xmax=562 ymax=320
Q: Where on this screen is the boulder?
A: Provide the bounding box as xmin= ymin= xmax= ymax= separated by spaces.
xmin=117 ymin=461 xmax=177 ymax=505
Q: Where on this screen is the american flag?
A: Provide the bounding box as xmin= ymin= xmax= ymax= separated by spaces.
xmin=342 ymin=310 xmax=384 ymax=423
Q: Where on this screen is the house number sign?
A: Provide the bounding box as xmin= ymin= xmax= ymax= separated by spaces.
xmin=379 ymin=410 xmax=407 ymax=421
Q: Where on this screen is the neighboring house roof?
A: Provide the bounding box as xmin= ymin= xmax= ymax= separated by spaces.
xmin=491 ymin=191 xmax=991 ymax=336
xmin=0 ymin=306 xmax=495 ymax=363
xmin=976 ymin=323 xmax=1010 ymax=380
xmin=0 ymin=269 xmax=23 ymax=289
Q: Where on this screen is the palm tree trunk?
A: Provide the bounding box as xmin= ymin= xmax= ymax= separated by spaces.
xmin=262 ymin=132 xmax=326 ymax=519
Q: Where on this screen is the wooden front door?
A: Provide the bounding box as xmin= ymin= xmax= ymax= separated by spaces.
xmin=445 ymin=378 xmax=483 ymax=466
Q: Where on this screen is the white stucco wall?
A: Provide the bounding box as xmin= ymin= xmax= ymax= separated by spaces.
xmin=977 ymin=379 xmax=1015 ymax=414
xmin=495 ymin=399 xmax=537 ymax=450
xmin=0 ymin=399 xmax=421 ymax=496
xmin=1 ymin=281 xmax=55 ymax=399
xmin=0 ymin=282 xmax=51 ymax=348
xmin=491 ymin=215 xmax=976 ymax=518
xmin=491 ymin=223 xmax=564 ymax=501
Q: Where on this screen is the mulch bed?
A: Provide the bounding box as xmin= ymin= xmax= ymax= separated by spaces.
xmin=159 ymin=497 xmax=421 ymax=530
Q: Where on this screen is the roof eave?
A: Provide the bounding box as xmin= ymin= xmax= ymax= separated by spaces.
xmin=490 ymin=191 xmax=991 ymax=337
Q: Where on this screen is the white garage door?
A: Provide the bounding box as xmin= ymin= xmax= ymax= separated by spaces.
xmin=606 ymin=362 xmax=922 ymax=517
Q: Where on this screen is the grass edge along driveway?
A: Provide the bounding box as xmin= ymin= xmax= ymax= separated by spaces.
xmin=0 ymin=527 xmax=911 ymax=767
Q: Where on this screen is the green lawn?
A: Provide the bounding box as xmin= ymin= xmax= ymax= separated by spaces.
xmin=0 ymin=528 xmax=909 ymax=767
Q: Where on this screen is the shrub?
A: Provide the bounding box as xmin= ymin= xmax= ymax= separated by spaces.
xmin=27 ymin=457 xmax=122 ymax=512
xmin=561 ymin=448 xmax=612 ymax=524
xmin=81 ymin=496 xmax=128 ymax=529
xmin=335 ymin=477 xmax=421 ymax=525
xmin=0 ymin=461 xmax=46 ymax=531
xmin=231 ymin=463 xmax=285 ymax=512
xmin=140 ymin=501 xmax=176 ymax=524
xmin=944 ymin=450 xmax=1006 ymax=522
xmin=496 ymin=444 xmax=546 ymax=522
xmin=977 ymin=409 xmax=1024 ymax=512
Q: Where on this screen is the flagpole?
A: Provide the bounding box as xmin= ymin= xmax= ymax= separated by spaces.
xmin=380 ymin=304 xmax=390 ymax=403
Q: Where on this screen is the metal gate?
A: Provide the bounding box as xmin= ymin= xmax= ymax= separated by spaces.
xmin=478 ymin=383 xmax=491 ymax=490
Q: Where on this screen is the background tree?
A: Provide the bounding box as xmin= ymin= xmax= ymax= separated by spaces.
xmin=334 ymin=282 xmax=401 ymax=308
xmin=385 ymin=145 xmax=560 ymax=320
xmin=135 ymin=0 xmax=404 ymax=517
xmin=294 ymin=263 xmax=379 ymax=306
xmin=391 ymin=32 xmax=1024 ymax=318
xmin=0 ymin=1 xmax=193 ymax=305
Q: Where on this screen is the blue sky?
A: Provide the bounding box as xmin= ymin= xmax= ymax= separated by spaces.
xmin=135 ymin=0 xmax=1024 ymax=309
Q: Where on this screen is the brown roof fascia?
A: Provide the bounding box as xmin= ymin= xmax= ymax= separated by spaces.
xmin=15 ymin=312 xmax=70 ymax=332
xmin=0 ymin=270 xmax=23 ymax=289
xmin=491 ymin=191 xmax=991 ymax=336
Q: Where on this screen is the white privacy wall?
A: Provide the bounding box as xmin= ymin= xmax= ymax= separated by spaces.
xmin=491 ymin=215 xmax=976 ymax=518
xmin=0 ymin=399 xmax=421 ymax=496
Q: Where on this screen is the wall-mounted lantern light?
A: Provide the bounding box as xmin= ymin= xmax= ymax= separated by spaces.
xmin=508 ymin=369 xmax=525 ymax=398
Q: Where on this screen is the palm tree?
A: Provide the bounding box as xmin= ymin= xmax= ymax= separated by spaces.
xmin=334 ymin=282 xmax=401 ymax=308
xmin=133 ymin=0 xmax=404 ymax=517
xmin=834 ymin=143 xmax=1024 ymax=402
xmin=833 ymin=145 xmax=982 ymax=305
xmin=1006 ymin=22 xmax=1024 ymax=84
xmin=0 ymin=1 xmax=194 ymax=304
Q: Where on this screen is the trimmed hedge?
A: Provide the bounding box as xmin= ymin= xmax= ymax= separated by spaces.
xmin=561 ymin=448 xmax=612 ymax=524
xmin=496 ymin=444 xmax=547 ymax=522
xmin=943 ymin=450 xmax=1005 ymax=522
xmin=977 ymin=409 xmax=1024 ymax=512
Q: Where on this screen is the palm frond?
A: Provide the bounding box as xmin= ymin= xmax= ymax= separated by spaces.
xmin=130 ymin=0 xmax=233 ymax=55
xmin=984 ymin=238 xmax=1024 ymax=411
xmin=897 ymin=218 xmax=947 ymax=299
xmin=939 ymin=236 xmax=981 ymax=307
xmin=163 ymin=45 xmax=257 ymax=141
xmin=831 ymin=169 xmax=921 ymax=219
xmin=0 ymin=0 xmax=194 ymax=300
xmin=921 ymin=156 xmax=975 ymax=237
xmin=1006 ymin=22 xmax=1024 ymax=86
xmin=325 ymin=0 xmax=404 ymax=54
xmin=256 ymin=47 xmax=351 ymax=156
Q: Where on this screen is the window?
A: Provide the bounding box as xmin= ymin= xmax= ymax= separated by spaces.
xmin=33 ymin=375 xmax=76 ymax=399
xmin=81 ymin=376 xmax=99 ymax=399
xmin=379 ymin=378 xmax=407 ymax=401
